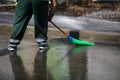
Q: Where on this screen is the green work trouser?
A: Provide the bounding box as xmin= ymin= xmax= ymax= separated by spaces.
xmin=9 ymin=0 xmax=48 ymax=47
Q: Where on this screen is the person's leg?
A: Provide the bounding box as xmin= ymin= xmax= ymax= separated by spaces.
xmin=8 ymin=0 xmax=33 ymax=50
xmin=32 ymin=0 xmax=49 ymax=49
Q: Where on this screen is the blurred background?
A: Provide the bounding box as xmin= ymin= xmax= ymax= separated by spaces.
xmin=0 ymin=0 xmax=120 ymax=21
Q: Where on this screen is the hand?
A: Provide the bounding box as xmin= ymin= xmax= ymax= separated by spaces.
xmin=48 ymin=0 xmax=57 ymax=22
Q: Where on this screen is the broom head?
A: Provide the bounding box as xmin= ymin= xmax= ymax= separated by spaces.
xmin=67 ymin=36 xmax=94 ymax=46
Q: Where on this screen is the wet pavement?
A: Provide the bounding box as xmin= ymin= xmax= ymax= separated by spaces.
xmin=0 ymin=26 xmax=120 ymax=80
xmin=0 ymin=12 xmax=120 ymax=32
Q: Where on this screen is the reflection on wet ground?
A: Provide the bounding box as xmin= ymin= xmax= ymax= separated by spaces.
xmin=0 ymin=38 xmax=88 ymax=80
xmin=0 ymin=37 xmax=120 ymax=80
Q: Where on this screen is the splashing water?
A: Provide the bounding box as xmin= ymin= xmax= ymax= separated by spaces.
xmin=49 ymin=15 xmax=84 ymax=30
xmin=49 ymin=15 xmax=120 ymax=32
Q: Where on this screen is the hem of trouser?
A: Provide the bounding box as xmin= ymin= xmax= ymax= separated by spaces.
xmin=36 ymin=39 xmax=47 ymax=43
xmin=8 ymin=39 xmax=21 ymax=47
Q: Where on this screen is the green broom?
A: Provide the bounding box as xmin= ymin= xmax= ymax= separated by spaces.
xmin=50 ymin=21 xmax=94 ymax=46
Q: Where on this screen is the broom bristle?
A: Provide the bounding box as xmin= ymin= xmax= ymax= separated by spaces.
xmin=68 ymin=36 xmax=94 ymax=46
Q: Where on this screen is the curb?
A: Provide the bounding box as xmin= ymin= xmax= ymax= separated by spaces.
xmin=0 ymin=24 xmax=120 ymax=44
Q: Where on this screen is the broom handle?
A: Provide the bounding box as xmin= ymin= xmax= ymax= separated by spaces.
xmin=50 ymin=21 xmax=68 ymax=37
